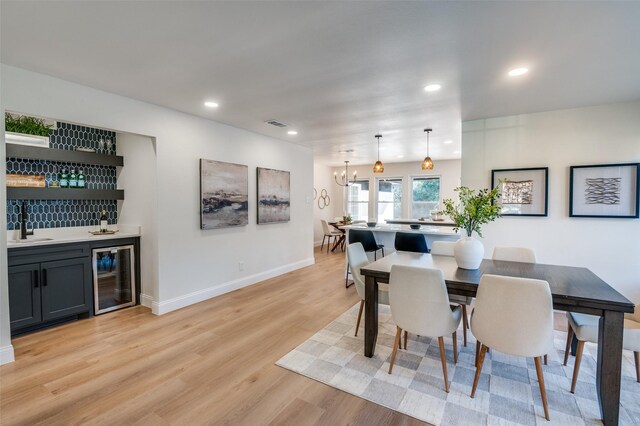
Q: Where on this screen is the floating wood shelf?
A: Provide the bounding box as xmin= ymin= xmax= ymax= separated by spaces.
xmin=6 ymin=187 xmax=124 ymax=201
xmin=6 ymin=144 xmax=123 ymax=167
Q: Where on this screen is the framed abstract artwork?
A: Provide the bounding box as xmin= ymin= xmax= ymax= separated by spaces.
xmin=569 ymin=163 xmax=639 ymax=218
xmin=257 ymin=167 xmax=290 ymax=224
xmin=200 ymin=159 xmax=249 ymax=229
xmin=491 ymin=167 xmax=548 ymax=216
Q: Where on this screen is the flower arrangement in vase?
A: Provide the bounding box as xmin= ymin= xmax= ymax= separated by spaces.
xmin=442 ymin=186 xmax=501 ymax=269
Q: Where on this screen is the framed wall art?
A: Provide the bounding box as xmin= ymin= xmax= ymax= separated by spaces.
xmin=200 ymin=159 xmax=249 ymax=229
xmin=491 ymin=167 xmax=548 ymax=216
xmin=569 ymin=163 xmax=639 ymax=218
xmin=257 ymin=167 xmax=290 ymax=224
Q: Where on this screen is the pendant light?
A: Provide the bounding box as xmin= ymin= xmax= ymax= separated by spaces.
xmin=373 ymin=134 xmax=384 ymax=173
xmin=334 ymin=160 xmax=357 ymax=187
xmin=421 ymin=128 xmax=434 ymax=170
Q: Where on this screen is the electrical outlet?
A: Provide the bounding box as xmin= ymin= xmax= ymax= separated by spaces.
xmin=238 ymin=261 xmax=245 ymax=271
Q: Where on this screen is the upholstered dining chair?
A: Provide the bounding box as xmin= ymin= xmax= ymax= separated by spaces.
xmin=321 ymin=220 xmax=342 ymax=254
xmin=431 ymin=240 xmax=472 ymax=347
xmin=563 ymin=305 xmax=640 ymax=392
xmin=492 ymin=246 xmax=537 ymax=263
xmin=394 ymin=232 xmax=429 ymax=253
xmin=388 ymin=265 xmax=462 ymax=393
xmin=347 ymin=243 xmax=389 ymax=337
xmin=345 ymin=229 xmax=385 ymax=288
xmin=471 ymin=274 xmax=554 ymax=421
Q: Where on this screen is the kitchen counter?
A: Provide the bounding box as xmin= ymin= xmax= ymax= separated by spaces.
xmin=7 ymin=224 xmax=141 ymax=249
xmin=385 ymin=218 xmax=455 ymax=227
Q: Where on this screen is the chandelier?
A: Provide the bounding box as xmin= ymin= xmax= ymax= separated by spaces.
xmin=335 ymin=161 xmax=357 ymax=187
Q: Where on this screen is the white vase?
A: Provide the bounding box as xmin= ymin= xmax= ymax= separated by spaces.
xmin=454 ymin=236 xmax=484 ymax=270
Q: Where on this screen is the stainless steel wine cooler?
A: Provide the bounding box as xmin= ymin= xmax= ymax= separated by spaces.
xmin=93 ymin=245 xmax=136 ymax=315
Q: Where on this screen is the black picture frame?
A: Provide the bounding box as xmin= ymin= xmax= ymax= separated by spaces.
xmin=491 ymin=167 xmax=549 ymax=217
xmin=569 ymin=163 xmax=639 ymax=218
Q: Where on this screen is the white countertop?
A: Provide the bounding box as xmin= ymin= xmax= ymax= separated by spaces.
xmin=341 ymin=223 xmax=459 ymax=236
xmin=7 ymin=224 xmax=141 ymax=249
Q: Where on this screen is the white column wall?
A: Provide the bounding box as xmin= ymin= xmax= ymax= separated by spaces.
xmin=462 ymin=101 xmax=640 ymax=305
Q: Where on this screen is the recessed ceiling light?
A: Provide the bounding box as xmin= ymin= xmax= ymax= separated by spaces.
xmin=443 ymin=140 xmax=453 ymax=144
xmin=453 ymin=150 xmax=461 ymax=154
xmin=204 ymin=101 xmax=219 ymax=108
xmin=397 ymin=155 xmax=404 ymax=159
xmin=508 ymin=67 xmax=529 ymax=77
xmin=287 ymin=130 xmax=298 ymax=135
xmin=424 ymin=84 xmax=441 ymax=92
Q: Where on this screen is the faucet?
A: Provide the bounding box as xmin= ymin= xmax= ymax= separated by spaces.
xmin=20 ymin=201 xmax=34 ymax=240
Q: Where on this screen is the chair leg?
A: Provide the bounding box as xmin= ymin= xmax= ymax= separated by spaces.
xmin=563 ymin=323 xmax=574 ymax=366
xmin=570 ymin=340 xmax=585 ymax=393
xmin=544 ymin=354 xmax=548 ymax=365
xmin=438 ymin=336 xmax=450 ymax=393
xmin=462 ymin=304 xmax=468 ymax=347
xmin=354 ymin=300 xmax=364 ymax=337
xmin=321 ymin=235 xmax=326 ymax=251
xmin=345 ymin=262 xmax=352 ymax=288
xmin=471 ymin=344 xmax=488 ymax=398
xmin=388 ymin=326 xmax=402 ymax=374
xmin=326 ymin=236 xmax=331 ymax=254
xmin=475 ymin=340 xmax=480 ymax=367
xmin=534 ymin=356 xmax=550 ymax=421
xmin=635 ymin=351 xmax=640 ymax=383
xmin=403 ymin=330 xmax=408 ymax=350
xmin=452 ymin=331 xmax=458 ymax=364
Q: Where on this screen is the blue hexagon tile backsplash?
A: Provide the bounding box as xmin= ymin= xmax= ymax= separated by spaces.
xmin=6 ymin=122 xmax=119 ymax=230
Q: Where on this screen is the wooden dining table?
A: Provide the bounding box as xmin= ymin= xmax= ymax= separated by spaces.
xmin=360 ymin=251 xmax=635 ymax=425
xmin=327 ymin=221 xmax=347 ymax=252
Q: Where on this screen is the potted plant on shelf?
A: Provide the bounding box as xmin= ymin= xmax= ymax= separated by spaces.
xmin=442 ymin=186 xmax=501 ymax=269
xmin=5 ymin=112 xmax=54 ymax=148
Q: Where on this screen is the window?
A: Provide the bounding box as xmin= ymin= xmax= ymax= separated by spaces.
xmin=377 ymin=178 xmax=403 ymax=222
xmin=411 ymin=176 xmax=441 ymax=219
xmin=346 ymin=180 xmax=370 ymax=221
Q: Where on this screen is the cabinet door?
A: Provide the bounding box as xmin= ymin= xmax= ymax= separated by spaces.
xmin=8 ymin=264 xmax=42 ymax=330
xmin=40 ymin=257 xmax=92 ymax=321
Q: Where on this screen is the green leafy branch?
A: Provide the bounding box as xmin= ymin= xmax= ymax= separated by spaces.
xmin=442 ymin=186 xmax=502 ymax=237
xmin=5 ymin=113 xmax=53 ymax=137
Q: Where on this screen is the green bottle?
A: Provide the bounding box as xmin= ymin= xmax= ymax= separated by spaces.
xmin=69 ymin=168 xmax=78 ymax=188
xmin=77 ymin=169 xmax=86 ymax=188
xmin=59 ymin=167 xmax=69 ymax=188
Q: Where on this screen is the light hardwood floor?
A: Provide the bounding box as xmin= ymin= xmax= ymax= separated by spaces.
xmin=0 ymin=247 xmax=426 ymax=426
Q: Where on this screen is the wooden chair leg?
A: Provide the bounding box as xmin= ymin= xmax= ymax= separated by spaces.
xmin=563 ymin=324 xmax=574 ymax=366
xmin=534 ymin=356 xmax=550 ymax=421
xmin=388 ymin=326 xmax=402 ymax=374
xmin=471 ymin=344 xmax=488 ymax=398
xmin=438 ymin=336 xmax=450 ymax=393
xmin=354 ymin=300 xmax=364 ymax=337
xmin=634 ymin=351 xmax=639 ymax=383
xmin=461 ymin=305 xmax=468 ymax=347
xmin=544 ymin=354 xmax=548 ymax=365
xmin=452 ymin=331 xmax=458 ymax=364
xmin=475 ymin=340 xmax=480 ymax=367
xmin=570 ymin=340 xmax=585 ymax=393
xmin=403 ymin=330 xmax=408 ymax=350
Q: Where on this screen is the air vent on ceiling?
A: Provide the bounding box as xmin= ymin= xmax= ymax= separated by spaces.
xmin=265 ymin=119 xmax=288 ymax=128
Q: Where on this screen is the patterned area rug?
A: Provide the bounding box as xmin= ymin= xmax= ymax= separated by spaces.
xmin=276 ymin=303 xmax=640 ymax=425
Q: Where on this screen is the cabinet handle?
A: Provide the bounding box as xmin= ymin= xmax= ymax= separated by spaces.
xmin=42 ymin=269 xmax=47 ymax=287
xmin=33 ymin=270 xmax=39 ymax=288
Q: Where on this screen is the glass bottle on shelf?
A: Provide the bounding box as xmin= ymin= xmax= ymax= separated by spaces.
xmin=77 ymin=169 xmax=86 ymax=188
xmin=100 ymin=210 xmax=108 ymax=232
xmin=59 ymin=167 xmax=69 ymax=188
xmin=69 ymin=168 xmax=78 ymax=188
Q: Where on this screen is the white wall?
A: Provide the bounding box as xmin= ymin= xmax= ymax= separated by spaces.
xmin=313 ymin=163 xmax=338 ymax=246
xmin=1 ymin=65 xmax=314 ymax=337
xmin=330 ymin=159 xmax=461 ymax=220
xmin=116 ymin=133 xmax=159 ymax=304
xmin=462 ymin=101 xmax=640 ymax=304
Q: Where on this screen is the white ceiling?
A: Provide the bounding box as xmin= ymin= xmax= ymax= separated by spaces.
xmin=2 ymin=1 xmax=639 ymax=166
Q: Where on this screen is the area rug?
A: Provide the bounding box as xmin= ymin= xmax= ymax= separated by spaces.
xmin=276 ymin=303 xmax=640 ymax=425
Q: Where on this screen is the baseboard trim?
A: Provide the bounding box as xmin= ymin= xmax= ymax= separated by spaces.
xmin=140 ymin=294 xmax=154 ymax=309
xmin=152 ymin=257 xmax=315 ymax=315
xmin=0 ymin=344 xmax=15 ymax=365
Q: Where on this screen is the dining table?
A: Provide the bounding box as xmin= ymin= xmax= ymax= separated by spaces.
xmin=327 ymin=221 xmax=347 ymax=252
xmin=360 ymin=251 xmax=635 ymax=425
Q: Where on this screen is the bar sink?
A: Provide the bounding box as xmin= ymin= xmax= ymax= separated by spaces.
xmin=12 ymin=237 xmax=54 ymax=243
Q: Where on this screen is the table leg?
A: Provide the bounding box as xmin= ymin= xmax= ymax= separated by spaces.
xmin=364 ymin=275 xmax=379 ymax=357
xmin=331 ymin=235 xmax=345 ymax=252
xmin=596 ymin=310 xmax=624 ymax=425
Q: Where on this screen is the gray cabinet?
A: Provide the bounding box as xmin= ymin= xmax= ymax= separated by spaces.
xmin=8 ymin=264 xmax=42 ymax=330
xmin=41 ymin=258 xmax=92 ymax=321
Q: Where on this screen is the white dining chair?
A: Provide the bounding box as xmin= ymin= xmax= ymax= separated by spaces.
xmin=321 ymin=219 xmax=342 ymax=254
xmin=471 ymin=274 xmax=554 ymax=421
xmin=563 ymin=306 xmax=640 ymax=391
xmin=492 ymin=246 xmax=537 ymax=263
xmin=347 ymin=243 xmax=389 ymax=337
xmin=388 ymin=265 xmax=462 ymax=393
xmin=431 ymin=240 xmax=472 ymax=347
